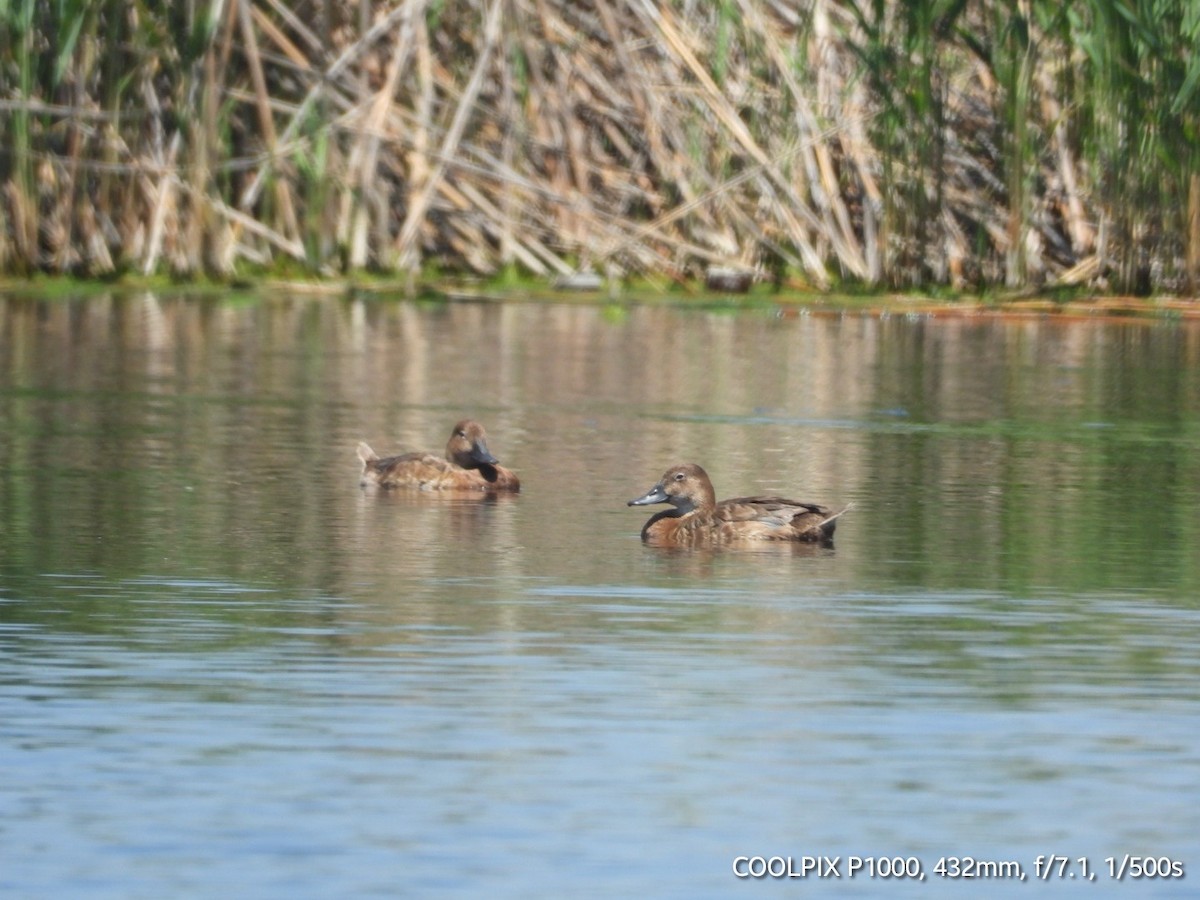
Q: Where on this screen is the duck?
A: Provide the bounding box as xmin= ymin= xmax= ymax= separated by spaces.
xmin=357 ymin=419 xmax=520 ymax=492
xmin=628 ymin=463 xmax=846 ymax=546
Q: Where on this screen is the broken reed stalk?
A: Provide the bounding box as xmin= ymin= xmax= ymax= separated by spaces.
xmin=393 ymin=0 xmax=503 ymax=271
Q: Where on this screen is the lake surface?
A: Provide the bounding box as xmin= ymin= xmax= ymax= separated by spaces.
xmin=2 ymin=292 xmax=1198 ymax=897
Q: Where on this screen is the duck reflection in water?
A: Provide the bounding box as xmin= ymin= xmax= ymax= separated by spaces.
xmin=357 ymin=419 xmax=520 ymax=492
xmin=628 ymin=463 xmax=847 ymax=547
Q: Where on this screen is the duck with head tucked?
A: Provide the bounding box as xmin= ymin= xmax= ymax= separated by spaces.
xmin=628 ymin=463 xmax=846 ymax=546
xmin=357 ymin=419 xmax=520 ymax=492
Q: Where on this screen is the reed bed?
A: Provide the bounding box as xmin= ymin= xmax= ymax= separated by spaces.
xmin=1 ymin=0 xmax=1197 ymax=294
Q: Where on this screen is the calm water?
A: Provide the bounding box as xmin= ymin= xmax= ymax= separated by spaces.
xmin=2 ymin=293 xmax=1199 ymax=898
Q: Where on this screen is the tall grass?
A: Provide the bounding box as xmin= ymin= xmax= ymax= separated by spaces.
xmin=0 ymin=0 xmax=1196 ymax=294
xmin=1073 ymin=0 xmax=1200 ymax=292
xmin=846 ymin=0 xmax=962 ymax=287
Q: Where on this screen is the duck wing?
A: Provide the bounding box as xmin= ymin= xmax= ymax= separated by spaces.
xmin=716 ymin=496 xmax=833 ymax=525
xmin=361 ymin=451 xmax=454 ymax=487
xmin=716 ymin=495 xmax=844 ymax=541
xmin=371 ymin=450 xmax=442 ymax=472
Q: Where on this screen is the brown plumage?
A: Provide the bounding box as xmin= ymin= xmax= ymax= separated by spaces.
xmin=357 ymin=419 xmax=520 ymax=492
xmin=627 ymin=463 xmax=846 ymax=546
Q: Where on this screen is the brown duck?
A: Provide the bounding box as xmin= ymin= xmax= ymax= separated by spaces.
xmin=628 ymin=463 xmax=845 ymax=546
xmin=357 ymin=419 xmax=520 ymax=492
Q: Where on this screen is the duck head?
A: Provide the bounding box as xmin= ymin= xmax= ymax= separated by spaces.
xmin=445 ymin=419 xmax=499 ymax=470
xmin=627 ymin=463 xmax=717 ymax=516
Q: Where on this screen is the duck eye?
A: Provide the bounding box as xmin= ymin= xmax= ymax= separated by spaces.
xmin=674 ymin=472 xmax=685 ymax=481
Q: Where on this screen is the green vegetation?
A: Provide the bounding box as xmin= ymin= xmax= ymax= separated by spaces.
xmin=1 ymin=1 xmax=1198 ymax=295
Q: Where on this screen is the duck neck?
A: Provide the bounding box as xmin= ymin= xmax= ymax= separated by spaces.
xmin=669 ymin=497 xmax=697 ymax=517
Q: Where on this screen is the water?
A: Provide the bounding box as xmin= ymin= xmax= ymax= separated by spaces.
xmin=2 ymin=293 xmax=1199 ymax=897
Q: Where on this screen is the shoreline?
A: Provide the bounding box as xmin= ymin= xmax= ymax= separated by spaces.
xmin=1 ymin=274 xmax=1198 ymax=321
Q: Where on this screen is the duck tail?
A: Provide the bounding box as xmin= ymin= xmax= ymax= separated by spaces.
xmin=357 ymin=442 xmax=378 ymax=466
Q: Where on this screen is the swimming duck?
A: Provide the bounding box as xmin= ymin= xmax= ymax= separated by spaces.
xmin=357 ymin=419 xmax=520 ymax=492
xmin=628 ymin=463 xmax=845 ymax=546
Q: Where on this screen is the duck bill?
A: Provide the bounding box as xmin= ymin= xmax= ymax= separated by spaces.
xmin=628 ymin=483 xmax=669 ymax=506
xmin=470 ymin=440 xmax=499 ymax=466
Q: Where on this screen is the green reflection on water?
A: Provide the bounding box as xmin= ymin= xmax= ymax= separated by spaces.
xmin=1 ymin=293 xmax=1198 ymax=616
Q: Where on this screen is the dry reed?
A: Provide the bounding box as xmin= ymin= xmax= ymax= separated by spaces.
xmin=1 ymin=0 xmax=1198 ymax=295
